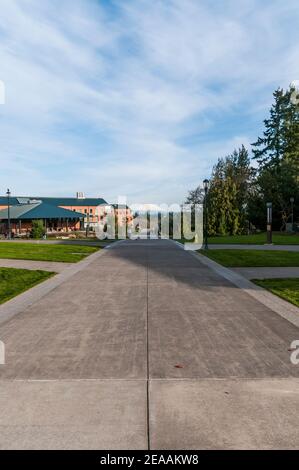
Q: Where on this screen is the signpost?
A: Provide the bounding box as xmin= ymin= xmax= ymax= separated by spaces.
xmin=266 ymin=202 xmax=272 ymax=244
xmin=290 ymin=197 xmax=295 ymax=231
xmin=203 ymin=179 xmax=209 ymax=250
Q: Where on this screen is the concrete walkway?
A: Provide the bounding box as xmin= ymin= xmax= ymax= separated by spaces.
xmin=0 ymin=258 xmax=71 ymax=273
xmin=233 ymin=266 xmax=299 ymax=279
xmin=0 ymin=240 xmax=299 ymax=449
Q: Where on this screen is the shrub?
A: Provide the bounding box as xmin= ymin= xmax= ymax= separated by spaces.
xmin=31 ymin=220 xmax=46 ymax=239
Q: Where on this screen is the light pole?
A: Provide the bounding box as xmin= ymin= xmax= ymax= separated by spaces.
xmin=266 ymin=202 xmax=272 ymax=244
xmin=6 ymin=188 xmax=11 ymax=239
xmin=203 ymin=179 xmax=209 ymax=250
xmin=85 ymin=212 xmax=90 ymax=238
xmin=290 ymin=197 xmax=295 ymax=231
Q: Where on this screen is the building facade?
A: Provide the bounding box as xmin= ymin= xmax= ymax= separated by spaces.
xmin=0 ymin=201 xmax=85 ymax=236
xmin=0 ymin=193 xmax=133 ymax=236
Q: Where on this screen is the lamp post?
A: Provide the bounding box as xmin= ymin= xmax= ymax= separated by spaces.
xmin=266 ymin=202 xmax=272 ymax=244
xmin=290 ymin=197 xmax=295 ymax=231
xmin=85 ymin=212 xmax=90 ymax=238
xmin=203 ymin=179 xmax=209 ymax=250
xmin=6 ymin=188 xmax=11 ymax=239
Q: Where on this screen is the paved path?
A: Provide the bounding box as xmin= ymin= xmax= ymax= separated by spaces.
xmin=233 ymin=266 xmax=299 ymax=279
xmin=0 ymin=240 xmax=299 ymax=449
xmin=0 ymin=258 xmax=71 ymax=273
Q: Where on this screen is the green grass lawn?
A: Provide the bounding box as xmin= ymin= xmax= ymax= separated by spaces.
xmin=177 ymin=233 xmax=299 ymax=245
xmin=0 ymin=267 xmax=54 ymax=304
xmin=178 ymin=232 xmax=299 ymax=245
xmin=207 ymin=232 xmax=299 ymax=245
xmin=253 ymin=278 xmax=299 ymax=308
xmin=200 ymin=249 xmax=299 ymax=267
xmin=0 ymin=243 xmax=99 ymax=263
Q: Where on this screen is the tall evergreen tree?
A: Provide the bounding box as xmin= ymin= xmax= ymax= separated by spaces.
xmin=251 ymin=88 xmax=289 ymax=168
xmin=284 ymin=86 xmax=299 ymax=178
xmin=184 ymin=186 xmax=204 ymax=207
xmin=206 ymin=146 xmax=252 ymax=235
xmin=186 ymin=85 xmax=299 ymax=235
xmin=250 ymin=86 xmax=299 ymax=229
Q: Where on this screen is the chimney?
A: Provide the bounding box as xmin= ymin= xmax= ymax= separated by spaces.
xmin=76 ymin=192 xmax=85 ymax=199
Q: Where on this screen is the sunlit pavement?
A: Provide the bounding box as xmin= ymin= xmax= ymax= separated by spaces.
xmin=0 ymin=240 xmax=299 ymax=449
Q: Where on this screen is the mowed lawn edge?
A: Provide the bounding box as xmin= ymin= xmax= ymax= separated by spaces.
xmin=177 ymin=233 xmax=299 ymax=245
xmin=0 ymin=267 xmax=54 ymax=304
xmin=199 ymin=249 xmax=299 ymax=267
xmin=0 ymin=242 xmax=100 ymax=263
xmin=252 ymin=278 xmax=299 ymax=308
xmin=208 ymin=233 xmax=299 ymax=245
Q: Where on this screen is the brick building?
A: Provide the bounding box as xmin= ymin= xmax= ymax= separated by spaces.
xmin=0 ymin=193 xmax=133 ymax=236
xmin=0 ymin=201 xmax=85 ymax=235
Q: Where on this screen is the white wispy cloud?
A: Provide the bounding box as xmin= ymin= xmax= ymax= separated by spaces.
xmin=0 ymin=0 xmax=299 ymax=203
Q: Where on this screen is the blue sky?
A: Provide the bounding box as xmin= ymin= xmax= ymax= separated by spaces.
xmin=0 ymin=0 xmax=299 ymax=204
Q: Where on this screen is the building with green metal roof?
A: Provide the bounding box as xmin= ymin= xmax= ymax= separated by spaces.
xmin=0 ymin=193 xmax=109 ymax=235
xmin=0 ymin=201 xmax=85 ymax=236
xmin=0 ymin=195 xmax=107 ymax=207
xmin=0 ymin=202 xmax=84 ymax=220
xmin=0 ymin=193 xmax=133 ymax=237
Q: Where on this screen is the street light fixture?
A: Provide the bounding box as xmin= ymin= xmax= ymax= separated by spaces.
xmin=203 ymin=179 xmax=209 ymax=250
xmin=6 ymin=188 xmax=11 ymax=240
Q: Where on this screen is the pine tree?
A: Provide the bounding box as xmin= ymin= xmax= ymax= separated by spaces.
xmin=206 ymin=146 xmax=252 ymax=235
xmin=251 ymin=88 xmax=288 ymax=168
xmin=284 ymin=86 xmax=299 ymax=179
xmin=250 ymin=86 xmax=299 ymax=229
xmin=184 ymin=186 xmax=204 ymax=207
